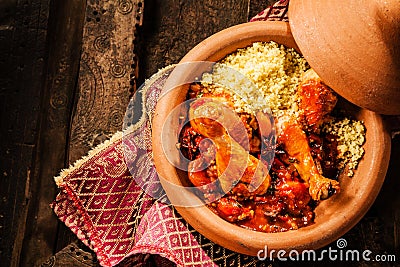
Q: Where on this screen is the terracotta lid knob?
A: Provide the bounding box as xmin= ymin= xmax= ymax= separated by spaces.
xmin=289 ymin=0 xmax=400 ymax=115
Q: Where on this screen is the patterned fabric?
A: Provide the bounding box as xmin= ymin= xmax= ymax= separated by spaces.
xmin=250 ymin=0 xmax=289 ymax=22
xmin=52 ymin=1 xmax=289 ymax=267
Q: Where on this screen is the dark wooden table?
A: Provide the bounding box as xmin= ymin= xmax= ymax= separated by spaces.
xmin=0 ymin=0 xmax=399 ymax=266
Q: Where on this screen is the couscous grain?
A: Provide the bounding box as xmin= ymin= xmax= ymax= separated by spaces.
xmin=201 ymin=41 xmax=308 ymax=117
xmin=322 ymin=117 xmax=366 ymax=176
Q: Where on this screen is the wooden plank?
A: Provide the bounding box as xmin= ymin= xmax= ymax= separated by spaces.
xmin=370 ymin=136 xmax=400 ymax=259
xmin=249 ymin=0 xmax=276 ymax=19
xmin=55 ymin=0 xmax=145 ymax=252
xmin=138 ymin=0 xmax=251 ymax=82
xmin=40 ymin=242 xmax=99 ymax=267
xmin=0 ymin=0 xmax=51 ymax=266
xmin=67 ymin=0 xmax=143 ymax=163
xmin=18 ymin=0 xmax=87 ymax=266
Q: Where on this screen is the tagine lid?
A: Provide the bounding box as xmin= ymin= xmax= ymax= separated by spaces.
xmin=288 ymin=0 xmax=400 ymax=115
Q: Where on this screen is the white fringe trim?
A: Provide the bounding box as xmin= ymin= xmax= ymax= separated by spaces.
xmin=54 ymin=130 xmax=124 ymax=187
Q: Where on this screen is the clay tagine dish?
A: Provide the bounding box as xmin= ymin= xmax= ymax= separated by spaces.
xmin=152 ymin=21 xmax=391 ymax=256
xmin=289 ymin=0 xmax=400 ymax=115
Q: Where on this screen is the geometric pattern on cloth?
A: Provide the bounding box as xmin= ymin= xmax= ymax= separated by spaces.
xmin=52 ymin=1 xmax=289 ymax=266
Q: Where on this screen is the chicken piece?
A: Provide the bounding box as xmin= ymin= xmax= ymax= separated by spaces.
xmin=188 ymin=97 xmax=271 ymax=196
xmin=189 ymin=95 xmax=251 ymax=148
xmin=298 ymin=69 xmax=337 ymax=132
xmin=277 ymin=117 xmax=339 ymax=200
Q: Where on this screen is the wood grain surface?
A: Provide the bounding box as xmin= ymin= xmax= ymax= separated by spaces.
xmin=68 ymin=0 xmax=144 ymax=164
xmin=0 ymin=0 xmax=398 ymax=266
xmin=0 ymin=1 xmax=52 ymax=266
xmin=23 ymin=2 xmax=87 ymax=265
xmin=54 ymin=0 xmax=145 ymax=255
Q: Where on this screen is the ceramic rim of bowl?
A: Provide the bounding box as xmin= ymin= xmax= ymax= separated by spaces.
xmin=151 ymin=21 xmax=391 ymax=256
